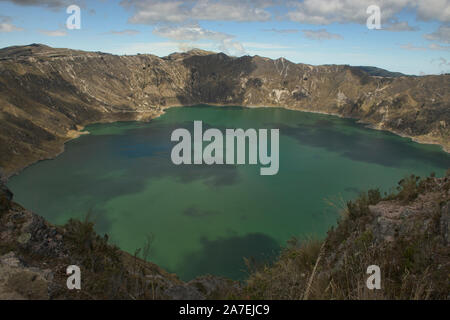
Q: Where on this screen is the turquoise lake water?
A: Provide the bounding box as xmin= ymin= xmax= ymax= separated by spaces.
xmin=8 ymin=105 xmax=450 ymax=280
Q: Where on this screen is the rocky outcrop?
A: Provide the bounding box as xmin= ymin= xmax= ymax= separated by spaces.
xmin=245 ymin=175 xmax=450 ymax=299
xmin=320 ymin=176 xmax=450 ymax=299
xmin=0 ymin=183 xmax=53 ymax=299
xmin=369 ymin=194 xmax=449 ymax=244
xmin=0 ymin=252 xmax=52 ymax=300
xmin=0 ymin=44 xmax=449 ymax=176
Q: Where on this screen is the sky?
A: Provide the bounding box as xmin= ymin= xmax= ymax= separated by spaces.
xmin=0 ymin=0 xmax=449 ymax=75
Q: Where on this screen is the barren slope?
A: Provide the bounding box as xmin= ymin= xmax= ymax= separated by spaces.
xmin=0 ymin=44 xmax=449 ymax=176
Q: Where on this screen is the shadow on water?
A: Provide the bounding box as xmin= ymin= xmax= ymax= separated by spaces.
xmin=275 ymin=121 xmax=450 ymax=169
xmin=183 ymin=205 xmax=220 ymax=218
xmin=177 ymin=233 xmax=280 ymax=281
xmin=31 ymin=121 xmax=242 ymax=222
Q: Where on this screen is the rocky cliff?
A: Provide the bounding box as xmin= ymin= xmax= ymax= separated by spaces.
xmin=245 ymin=173 xmax=450 ymax=299
xmin=0 ymin=44 xmax=449 ymax=176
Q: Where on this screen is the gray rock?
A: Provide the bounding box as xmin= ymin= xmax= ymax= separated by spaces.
xmin=0 ymin=252 xmax=22 ymax=268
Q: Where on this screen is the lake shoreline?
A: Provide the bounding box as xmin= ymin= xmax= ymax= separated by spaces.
xmin=8 ymin=105 xmax=449 ymax=281
xmin=4 ymin=103 xmax=449 ymax=180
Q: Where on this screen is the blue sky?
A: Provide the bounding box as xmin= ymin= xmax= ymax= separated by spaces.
xmin=0 ymin=0 xmax=449 ymax=75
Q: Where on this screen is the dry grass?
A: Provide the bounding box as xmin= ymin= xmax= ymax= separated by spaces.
xmin=244 ymin=173 xmax=450 ymax=300
xmin=60 ymin=214 xmax=179 ymax=300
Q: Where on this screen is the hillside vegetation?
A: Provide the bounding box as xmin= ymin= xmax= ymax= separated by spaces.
xmin=245 ymin=172 xmax=450 ymax=299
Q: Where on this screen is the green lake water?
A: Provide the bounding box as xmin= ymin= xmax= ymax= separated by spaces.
xmin=7 ymin=105 xmax=450 ymax=280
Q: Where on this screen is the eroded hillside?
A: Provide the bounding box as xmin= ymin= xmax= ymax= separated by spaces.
xmin=0 ymin=44 xmax=449 ymax=176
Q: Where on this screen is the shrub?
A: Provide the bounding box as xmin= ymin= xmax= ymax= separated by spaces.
xmin=346 ymin=189 xmax=381 ymax=219
xmin=244 ymin=237 xmax=323 ymax=300
xmin=396 ymin=175 xmax=420 ymax=203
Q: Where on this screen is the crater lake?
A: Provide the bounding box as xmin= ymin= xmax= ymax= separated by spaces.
xmin=7 ymin=105 xmax=450 ymax=280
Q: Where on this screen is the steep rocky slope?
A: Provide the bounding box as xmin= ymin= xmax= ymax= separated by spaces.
xmin=0 ymin=44 xmax=449 ymax=176
xmin=245 ymin=173 xmax=450 ymax=300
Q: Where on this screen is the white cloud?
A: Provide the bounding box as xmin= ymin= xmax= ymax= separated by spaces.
xmin=400 ymin=42 xmax=450 ymax=51
xmin=400 ymin=43 xmax=427 ymax=51
xmin=152 ymin=23 xmax=247 ymax=56
xmin=153 ymin=24 xmax=231 ymax=41
xmin=0 ymin=16 xmax=23 ymax=32
xmin=2 ymin=0 xmax=449 ymax=25
xmin=0 ymin=22 xmax=23 ymax=32
xmin=302 ymin=29 xmax=343 ymax=40
xmin=190 ymin=0 xmax=271 ymax=22
xmin=123 ymin=1 xmax=190 ymax=24
xmin=432 ymin=56 xmax=450 ymax=66
xmin=0 ymin=0 xmax=84 ymax=11
xmin=262 ymin=28 xmax=298 ymax=34
xmin=287 ymin=0 xmax=406 ymax=25
xmin=106 ymin=29 xmax=140 ymax=36
xmin=424 ymin=24 xmax=450 ymax=43
xmin=416 ymin=0 xmax=450 ymax=23
xmin=287 ymin=0 xmax=450 ymax=25
xmin=219 ymin=38 xmax=246 ymax=56
xmin=431 ymin=56 xmax=450 ymax=73
xmin=39 ymin=29 xmax=67 ymax=36
xmin=429 ymin=43 xmax=450 ymax=50
xmin=121 ymin=0 xmax=272 ymax=24
xmin=383 ymin=21 xmax=419 ymax=31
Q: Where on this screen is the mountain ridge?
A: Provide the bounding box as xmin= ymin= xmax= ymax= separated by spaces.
xmin=0 ymin=44 xmax=449 ymax=177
